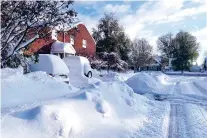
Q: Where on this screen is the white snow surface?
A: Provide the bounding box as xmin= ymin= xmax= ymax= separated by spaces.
xmin=1 ymin=68 xmax=170 ymax=138
xmin=1 ymin=68 xmax=207 ymax=138
xmin=63 ymin=56 xmax=92 ymax=88
xmin=1 ymin=67 xmax=76 ymax=109
xmin=125 ymin=72 xmax=172 ymax=95
xmin=30 ymin=54 xmax=69 ymax=75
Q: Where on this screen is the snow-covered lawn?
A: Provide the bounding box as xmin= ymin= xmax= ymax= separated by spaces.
xmin=1 ymin=68 xmax=207 ymax=138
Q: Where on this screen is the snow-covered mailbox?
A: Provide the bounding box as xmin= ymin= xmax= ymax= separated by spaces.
xmin=51 ymin=40 xmax=76 ymax=59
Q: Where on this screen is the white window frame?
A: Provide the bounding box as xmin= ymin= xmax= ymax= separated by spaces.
xmin=51 ymin=30 xmax=57 ymax=40
xmin=70 ymin=35 xmax=74 ymax=45
xmin=82 ymin=39 xmax=87 ymax=48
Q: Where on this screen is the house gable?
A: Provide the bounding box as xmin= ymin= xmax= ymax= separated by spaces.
xmin=24 ymin=23 xmax=96 ymax=57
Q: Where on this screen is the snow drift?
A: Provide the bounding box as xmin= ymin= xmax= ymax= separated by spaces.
xmin=30 ymin=54 xmax=69 ymax=75
xmin=1 ymin=67 xmax=74 ymax=109
xmin=1 ymin=68 xmax=170 ymax=138
xmin=125 ymin=72 xmax=172 ymax=95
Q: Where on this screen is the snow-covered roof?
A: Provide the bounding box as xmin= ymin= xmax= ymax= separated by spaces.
xmin=54 ymin=21 xmax=82 ymax=31
xmin=51 ymin=41 xmax=76 ymax=54
xmin=153 ymin=55 xmax=161 ymax=64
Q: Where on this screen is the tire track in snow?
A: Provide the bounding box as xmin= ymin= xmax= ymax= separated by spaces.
xmin=168 ymin=82 xmax=190 ymax=138
xmin=168 ymin=104 xmax=190 ymax=138
xmin=168 ymin=104 xmax=178 ymax=138
xmin=193 ymin=82 xmax=207 ymax=96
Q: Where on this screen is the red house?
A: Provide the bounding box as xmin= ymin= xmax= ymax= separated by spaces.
xmin=25 ymin=22 xmax=96 ymax=58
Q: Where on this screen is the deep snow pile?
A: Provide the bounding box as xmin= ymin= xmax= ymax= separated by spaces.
xmin=63 ymin=56 xmax=92 ymax=88
xmin=125 ymin=72 xmax=172 ymax=95
xmin=1 ymin=67 xmax=76 ymax=109
xmin=149 ymin=72 xmax=171 ymax=85
xmin=1 ymin=68 xmax=170 ymax=138
xmin=92 ymin=70 xmax=135 ymax=82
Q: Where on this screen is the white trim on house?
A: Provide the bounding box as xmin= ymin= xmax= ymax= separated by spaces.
xmin=51 ymin=30 xmax=57 ymax=40
xmin=82 ymin=39 xmax=87 ymax=48
xmin=70 ymin=35 xmax=74 ymax=45
xmin=51 ymin=41 xmax=76 ymax=57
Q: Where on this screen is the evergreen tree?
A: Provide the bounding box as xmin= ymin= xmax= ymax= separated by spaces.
xmin=92 ymin=13 xmax=131 ymax=61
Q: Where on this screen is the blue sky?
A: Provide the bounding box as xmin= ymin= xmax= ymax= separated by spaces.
xmin=73 ymin=0 xmax=207 ymax=64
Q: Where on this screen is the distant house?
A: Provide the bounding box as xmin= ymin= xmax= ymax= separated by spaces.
xmin=141 ymin=55 xmax=162 ymax=71
xmin=24 ymin=22 xmax=96 ymax=58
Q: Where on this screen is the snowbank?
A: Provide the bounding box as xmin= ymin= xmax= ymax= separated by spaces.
xmin=125 ymin=72 xmax=173 ymax=95
xmin=2 ymin=103 xmax=82 ymax=138
xmin=125 ymin=73 xmax=159 ymax=94
xmin=149 ymin=72 xmax=170 ymax=85
xmin=1 ymin=68 xmax=74 ymax=108
xmin=1 ymin=69 xmax=170 ymax=138
xmin=93 ymin=70 xmax=135 ymax=82
xmin=63 ymin=56 xmax=92 ymax=88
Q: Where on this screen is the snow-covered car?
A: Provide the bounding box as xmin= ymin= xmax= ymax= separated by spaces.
xmin=63 ymin=56 xmax=93 ymax=78
xmin=190 ymin=65 xmax=201 ymax=72
xmin=30 ymin=54 xmax=70 ymax=83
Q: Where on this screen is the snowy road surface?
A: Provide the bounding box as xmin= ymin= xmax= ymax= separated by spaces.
xmin=168 ymin=80 xmax=207 ymax=138
xmin=1 ymin=68 xmax=207 ymax=138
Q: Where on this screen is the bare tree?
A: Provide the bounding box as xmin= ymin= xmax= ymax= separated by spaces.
xmin=157 ymin=33 xmax=174 ymax=58
xmin=131 ymin=38 xmax=153 ymax=71
xmin=1 ymin=1 xmax=77 ymax=68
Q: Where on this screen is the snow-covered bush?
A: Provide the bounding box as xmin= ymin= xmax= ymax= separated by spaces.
xmin=90 ymin=52 xmax=128 ymax=72
xmin=97 ymin=52 xmax=108 ymax=61
xmin=1 ymin=1 xmax=77 ymax=68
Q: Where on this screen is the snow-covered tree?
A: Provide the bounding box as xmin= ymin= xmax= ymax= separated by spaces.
xmin=130 ymin=38 xmax=153 ymax=70
xmin=1 ymin=1 xmax=77 ymax=68
xmin=157 ymin=33 xmax=174 ymax=59
xmin=92 ymin=13 xmax=131 ymax=61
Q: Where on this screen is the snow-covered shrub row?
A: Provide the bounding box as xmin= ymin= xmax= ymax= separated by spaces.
xmin=89 ymin=52 xmax=128 ymax=72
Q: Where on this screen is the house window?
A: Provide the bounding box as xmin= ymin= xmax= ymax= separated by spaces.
xmin=82 ymin=39 xmax=87 ymax=48
xmin=70 ymin=35 xmax=74 ymax=45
